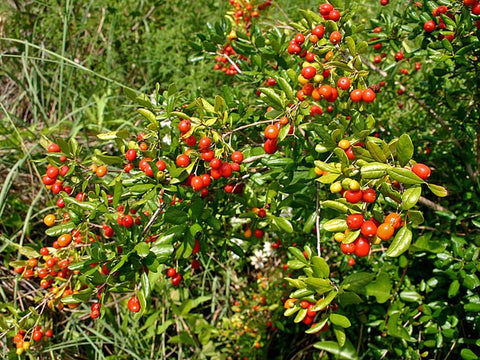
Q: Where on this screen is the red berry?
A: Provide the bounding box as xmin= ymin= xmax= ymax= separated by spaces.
xmin=264 ymin=125 xmax=279 ymax=139
xmin=329 ymin=31 xmax=342 ymax=44
xmin=350 ymin=89 xmax=363 ymax=102
xmin=295 ymin=33 xmax=305 ymax=44
xmin=337 ymin=77 xmax=350 ymax=90
xmin=354 ymin=237 xmax=371 ymax=257
xmin=340 ymin=242 xmax=355 ymax=254
xmin=178 ymin=120 xmax=191 ymax=133
xmin=412 ymin=163 xmax=431 ymax=180
xmin=32 ymin=330 xmax=43 ymax=342
xmin=191 ymin=176 xmax=204 ymax=191
xmin=310 ymin=105 xmax=323 ymax=116
xmin=395 ymin=52 xmax=404 ymax=61
xmin=346 ymin=214 xmax=364 ymax=229
xmin=171 ymin=273 xmax=182 ymax=286
xmin=198 ymin=137 xmax=212 ymax=150
xmin=362 ymin=88 xmax=376 ymax=103
xmin=48 ymin=143 xmax=61 ymax=153
xmin=301 ymin=66 xmax=316 ymax=79
xmin=312 ymin=25 xmax=325 ymax=38
xmin=328 ymin=9 xmax=340 ymax=21
xmin=127 ymin=296 xmax=140 ymax=313
xmin=424 ymin=20 xmax=435 ymax=33
xmin=125 ymin=149 xmax=137 ymax=162
xmin=167 ymin=267 xmax=176 ymax=277
xmin=254 ymin=229 xmax=264 ymax=238
xmin=319 ymin=3 xmax=334 ymax=15
xmin=231 ymin=151 xmax=244 ymax=164
xmin=46 ymin=166 xmax=59 ymax=178
xmin=264 ymin=139 xmax=278 ymax=154
xmin=345 ymin=189 xmax=363 ymax=203
xmin=176 ymin=154 xmax=190 ymax=167
xmin=362 ymin=189 xmax=376 ymax=203
xmin=361 ymin=220 xmax=378 ymax=238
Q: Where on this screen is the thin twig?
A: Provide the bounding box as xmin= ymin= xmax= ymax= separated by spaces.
xmin=142 ymin=203 xmax=165 ymax=237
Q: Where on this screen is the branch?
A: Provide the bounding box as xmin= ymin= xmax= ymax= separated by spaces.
xmin=418 ymin=196 xmax=448 ymax=212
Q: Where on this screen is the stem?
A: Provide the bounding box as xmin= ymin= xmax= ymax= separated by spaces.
xmin=142 ymin=203 xmax=165 ymax=237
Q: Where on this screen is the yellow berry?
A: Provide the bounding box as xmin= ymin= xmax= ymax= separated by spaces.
xmin=314 ymin=167 xmax=323 ymax=176
xmin=349 ymin=180 xmax=361 ymax=191
xmin=334 ymin=233 xmax=345 ymax=242
xmin=338 ymin=139 xmax=351 ymax=150
xmin=43 ymin=214 xmax=56 ymax=227
xmin=330 ymin=181 xmax=342 ymax=193
xmin=297 ymin=75 xmax=309 ymax=85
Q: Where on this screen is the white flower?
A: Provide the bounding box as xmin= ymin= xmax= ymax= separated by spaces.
xmin=161 ymin=133 xmax=171 ymax=145
xmin=249 ymin=249 xmax=267 ymax=269
xmin=263 ymin=241 xmax=275 ymax=257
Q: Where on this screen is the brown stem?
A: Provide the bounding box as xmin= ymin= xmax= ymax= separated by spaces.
xmin=418 ymin=196 xmax=448 ymax=212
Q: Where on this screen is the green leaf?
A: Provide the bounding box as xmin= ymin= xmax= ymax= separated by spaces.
xmin=333 ymin=326 xmax=346 ymax=347
xmin=18 ymin=246 xmax=40 ymax=258
xmin=289 ymin=246 xmax=308 ymax=263
xmin=428 ymin=183 xmax=448 ymax=197
xmin=311 ymin=256 xmax=330 ymax=278
xmin=387 ymin=311 xmax=416 ymax=342
xmin=135 ymin=242 xmax=150 ymax=257
xmin=259 ymin=87 xmax=284 ymax=110
xmin=314 ymin=160 xmax=340 ymax=173
xmin=343 ymin=229 xmax=360 ymax=244
xmin=330 ymin=313 xmax=351 ymax=328
xmin=291 ymin=288 xmax=315 ymax=298
xmin=272 ymin=216 xmax=293 ymax=233
xmin=360 ymin=162 xmax=389 ymax=179
xmin=366 ymin=141 xmax=387 ymax=163
xmin=397 ymin=134 xmax=414 ymax=166
xmin=137 ymin=108 xmax=158 ymax=126
xmin=294 ymin=308 xmax=307 ymax=323
xmin=277 ymin=77 xmax=293 ymax=100
xmin=365 ymin=272 xmax=392 ymax=304
xmin=386 ymin=226 xmax=413 ymax=257
xmin=387 ymin=168 xmax=424 ymax=185
xmin=338 ymin=292 xmax=363 ymax=306
xmin=345 ymin=36 xmax=356 ymax=54
xmin=311 ymin=290 xmax=337 ymax=311
xmin=303 ymin=211 xmax=316 ymax=234
xmin=288 ymin=259 xmax=307 ymax=269
xmin=399 ymin=291 xmax=422 ymax=302
xmin=164 ymin=208 xmax=188 ymax=225
xmin=401 ymin=186 xmax=422 ymax=210
xmin=61 ymin=288 xmax=93 ymax=304
xmin=448 ymin=280 xmax=460 ymax=298
xmin=305 ymin=317 xmax=329 ymax=334
xmin=461 ymin=348 xmax=480 ymax=360
xmin=408 ymin=210 xmax=424 ymax=225
xmin=305 ymin=278 xmax=333 ymax=294
xmin=410 ymin=233 xmax=445 ymax=253
xmin=322 ymin=200 xmax=349 ymax=213
xmin=323 ymin=218 xmax=347 ymax=232
xmin=317 ymin=173 xmax=341 ymax=184
xmin=341 ymin=272 xmax=375 ymax=292
xmin=45 ymin=221 xmax=76 ymax=237
xmin=313 ymin=340 xmax=359 ymax=360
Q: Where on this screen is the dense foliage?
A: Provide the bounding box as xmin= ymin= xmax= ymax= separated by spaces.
xmin=1 ymin=0 xmax=479 ymax=359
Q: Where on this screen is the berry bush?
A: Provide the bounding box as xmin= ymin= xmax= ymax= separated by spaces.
xmin=1 ymin=0 xmax=479 ymax=359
